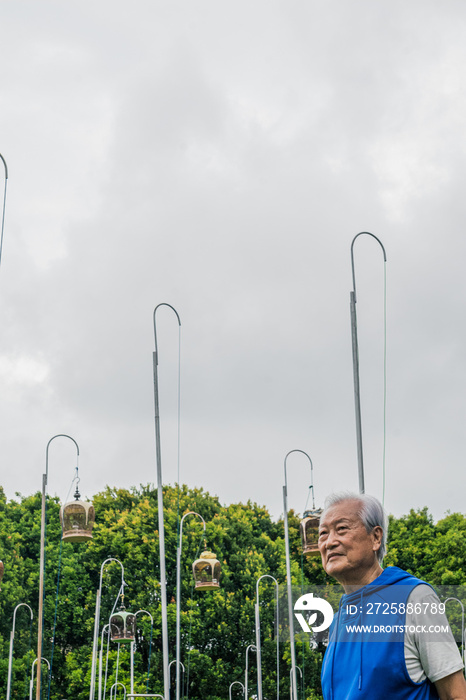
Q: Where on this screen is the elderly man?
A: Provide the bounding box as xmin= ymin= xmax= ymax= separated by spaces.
xmin=318 ymin=492 xmax=466 ymax=700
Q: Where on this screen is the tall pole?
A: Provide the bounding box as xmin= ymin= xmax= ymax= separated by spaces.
xmin=7 ymin=603 xmax=33 ymax=700
xmin=153 ymin=303 xmax=181 ymax=700
xmin=130 ymin=610 xmax=153 ymax=696
xmin=31 ymin=658 xmax=50 ymax=700
xmin=36 ymin=434 xmax=79 ymax=700
xmin=290 ymin=667 xmax=302 ymax=700
xmin=244 ymin=645 xmax=257 ymax=700
xmin=36 ymin=474 xmax=47 ymax=700
xmin=90 ymin=588 xmax=101 ymax=700
xmin=283 ymin=484 xmax=297 ymax=700
xmin=169 ymin=661 xmax=185 ymax=700
xmin=98 ymin=625 xmax=109 ymax=700
xmin=176 ymin=512 xmax=205 ymax=700
xmin=350 ymin=232 xmax=387 ymax=494
xmin=255 ymin=575 xmax=279 ymax=700
xmin=283 ymin=450 xmax=313 ymax=700
xmin=90 ymin=558 xmax=125 ymax=700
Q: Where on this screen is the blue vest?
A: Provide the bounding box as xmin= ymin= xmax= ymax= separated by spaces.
xmin=321 ymin=567 xmax=440 ymax=700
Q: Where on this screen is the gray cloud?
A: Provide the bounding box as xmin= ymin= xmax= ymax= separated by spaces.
xmin=0 ymin=1 xmax=465 ymax=525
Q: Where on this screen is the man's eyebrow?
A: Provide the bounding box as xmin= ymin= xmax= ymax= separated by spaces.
xmin=319 ymin=517 xmax=353 ymax=529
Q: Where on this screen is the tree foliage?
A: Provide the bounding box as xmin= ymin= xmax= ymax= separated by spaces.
xmin=0 ymin=486 xmax=464 ymax=700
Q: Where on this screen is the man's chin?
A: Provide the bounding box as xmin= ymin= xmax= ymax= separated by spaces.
xmin=325 ymin=555 xmax=347 ymax=576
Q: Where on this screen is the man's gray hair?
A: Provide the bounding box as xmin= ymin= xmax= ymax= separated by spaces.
xmin=321 ymin=492 xmax=388 ymax=563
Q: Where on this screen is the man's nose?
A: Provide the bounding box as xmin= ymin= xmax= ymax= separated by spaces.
xmin=325 ymin=529 xmax=338 ymax=548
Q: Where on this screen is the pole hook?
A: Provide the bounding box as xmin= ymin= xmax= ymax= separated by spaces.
xmin=351 ymin=232 xmax=387 ymax=304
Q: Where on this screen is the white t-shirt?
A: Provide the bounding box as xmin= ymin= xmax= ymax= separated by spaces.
xmin=404 ymin=584 xmax=463 ymax=683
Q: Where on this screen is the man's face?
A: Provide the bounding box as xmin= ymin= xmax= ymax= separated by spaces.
xmin=318 ymin=500 xmax=381 ymax=585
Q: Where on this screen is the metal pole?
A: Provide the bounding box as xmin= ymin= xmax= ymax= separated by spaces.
xmin=350 ymin=232 xmax=387 ymax=495
xmin=169 ymin=661 xmax=185 ymax=700
xmin=7 ymin=603 xmax=33 ymax=700
xmin=132 ymin=610 xmax=153 ymax=697
xmin=99 ymin=625 xmax=110 ymax=700
xmin=289 ymin=667 xmax=302 ymax=700
xmin=255 ymin=575 xmax=279 ymax=700
xmin=37 ymin=434 xmax=80 ymax=700
xmin=92 ymin=559 xmax=125 ymax=700
xmin=130 ymin=641 xmax=134 ymax=697
xmin=176 ymin=512 xmax=205 ymax=700
xmin=283 ymin=484 xmax=297 ymax=700
xmin=31 ymin=658 xmax=50 ymax=700
xmin=283 ymin=450 xmax=312 ymax=700
xmin=90 ymin=588 xmax=101 ymax=700
xmin=153 ymin=303 xmax=181 ymax=700
xmin=254 ymin=603 xmax=262 ymax=700
xmin=350 ymin=290 xmax=364 ymax=494
xmin=36 ymin=475 xmax=47 ymax=700
xmin=244 ymin=645 xmax=256 ymax=700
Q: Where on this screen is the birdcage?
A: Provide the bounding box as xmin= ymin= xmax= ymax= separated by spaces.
xmin=300 ymin=508 xmax=323 ymax=556
xmin=60 ymin=486 xmax=95 ymax=542
xmin=193 ymin=550 xmax=221 ymax=591
xmin=110 ymin=606 xmax=136 ymax=643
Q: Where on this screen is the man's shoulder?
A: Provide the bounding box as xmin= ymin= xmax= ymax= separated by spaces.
xmin=407 ymin=583 xmax=437 ymax=602
xmin=381 ymin=565 xmax=426 ymax=583
xmin=371 ymin=566 xmax=427 ymax=590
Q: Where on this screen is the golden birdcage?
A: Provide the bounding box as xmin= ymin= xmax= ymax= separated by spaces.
xmin=193 ymin=550 xmax=221 ymax=591
xmin=300 ymin=508 xmax=323 ymax=556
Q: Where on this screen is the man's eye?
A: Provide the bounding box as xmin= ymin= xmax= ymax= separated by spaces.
xmin=337 ymin=526 xmax=348 ymax=533
xmin=319 ymin=531 xmax=327 ymax=538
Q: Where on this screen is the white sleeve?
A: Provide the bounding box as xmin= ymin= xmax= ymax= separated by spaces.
xmin=404 ymin=584 xmax=463 ymax=684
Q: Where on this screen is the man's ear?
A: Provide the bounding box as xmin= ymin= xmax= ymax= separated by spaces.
xmin=372 ymin=526 xmax=383 ymax=552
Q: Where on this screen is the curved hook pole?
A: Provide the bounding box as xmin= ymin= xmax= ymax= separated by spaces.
xmin=283 ymin=449 xmax=312 ymax=700
xmin=350 ymin=232 xmax=387 ymax=494
xmin=229 ymin=681 xmax=245 ymax=700
xmin=31 ymin=657 xmax=50 ymax=672
xmin=179 ymin=511 xmax=206 ymax=542
xmin=100 ymin=558 xmax=125 ymax=589
xmin=90 ymin=561 xmax=124 ymax=700
xmin=7 ymin=604 xmax=34 ymax=700
xmin=350 ymin=232 xmax=387 ymax=304
xmin=134 ymin=609 xmax=154 ymax=624
xmin=0 ymin=153 xmax=7 ymax=179
xmin=30 ymin=658 xmax=50 ymax=700
xmin=244 ymin=645 xmax=257 ymax=700
xmin=130 ymin=611 xmax=155 ymax=696
xmin=110 ymin=681 xmax=126 ymax=699
xmin=37 ymin=435 xmax=79 ymax=700
xmin=176 ymin=512 xmax=206 ymax=700
xmin=45 ymin=434 xmax=80 ymax=487
xmin=284 ymin=449 xmax=313 ymax=495
xmin=290 ymin=666 xmax=303 ymax=682
xmin=13 ymin=602 xmax=34 ymax=625
xmin=103 ymin=558 xmax=127 ymax=617
xmin=255 ymin=575 xmax=280 ymax=700
xmin=256 ymin=574 xmax=279 ymax=605
xmin=153 ymin=303 xmax=181 ymax=364
xmin=152 ymin=303 xmax=181 ymax=700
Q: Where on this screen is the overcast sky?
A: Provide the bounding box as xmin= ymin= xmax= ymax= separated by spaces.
xmin=0 ymin=1 xmax=465 ymax=524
